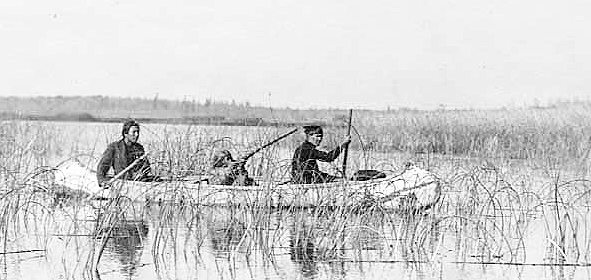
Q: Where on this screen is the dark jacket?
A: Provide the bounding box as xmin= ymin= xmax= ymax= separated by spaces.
xmin=291 ymin=141 xmax=342 ymax=184
xmin=96 ymin=139 xmax=151 ymax=185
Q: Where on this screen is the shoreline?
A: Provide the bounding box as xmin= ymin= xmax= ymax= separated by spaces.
xmin=0 ymin=113 xmax=336 ymax=128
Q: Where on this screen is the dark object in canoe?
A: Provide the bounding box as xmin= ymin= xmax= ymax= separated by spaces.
xmin=350 ymin=170 xmax=387 ymax=181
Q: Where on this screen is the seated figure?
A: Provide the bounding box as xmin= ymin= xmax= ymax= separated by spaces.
xmin=209 ymin=150 xmax=256 ymax=186
xmin=290 ymin=125 xmax=351 ymax=184
xmin=96 ymin=120 xmax=153 ymax=187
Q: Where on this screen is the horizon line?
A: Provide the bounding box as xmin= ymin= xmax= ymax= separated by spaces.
xmin=1 ymin=94 xmax=589 ymax=112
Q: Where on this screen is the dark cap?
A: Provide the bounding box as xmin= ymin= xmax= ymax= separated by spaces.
xmin=212 ymin=149 xmax=233 ymax=167
xmin=121 ymin=119 xmax=140 ymax=137
xmin=303 ymin=125 xmax=323 ymax=136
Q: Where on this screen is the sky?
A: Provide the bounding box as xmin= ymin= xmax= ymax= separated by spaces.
xmin=1 ymin=0 xmax=590 ymax=110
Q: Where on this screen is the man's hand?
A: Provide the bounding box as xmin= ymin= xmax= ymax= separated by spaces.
xmin=341 ymin=135 xmax=352 ymax=147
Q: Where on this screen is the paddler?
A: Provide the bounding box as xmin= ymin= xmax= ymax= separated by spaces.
xmin=96 ymin=120 xmax=153 ymax=187
xmin=291 ymin=125 xmax=351 ymax=184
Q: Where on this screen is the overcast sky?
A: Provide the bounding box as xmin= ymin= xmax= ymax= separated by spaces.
xmin=1 ymin=0 xmax=589 ymax=109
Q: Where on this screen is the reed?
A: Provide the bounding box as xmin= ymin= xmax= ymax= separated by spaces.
xmin=343 ymin=105 xmax=591 ymax=164
xmin=1 ymin=117 xmax=591 ymax=279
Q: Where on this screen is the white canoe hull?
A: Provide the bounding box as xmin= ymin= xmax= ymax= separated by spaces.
xmin=53 ymin=160 xmax=441 ymax=210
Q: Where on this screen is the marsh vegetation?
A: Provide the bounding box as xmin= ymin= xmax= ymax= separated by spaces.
xmin=1 ymin=104 xmax=591 ymax=279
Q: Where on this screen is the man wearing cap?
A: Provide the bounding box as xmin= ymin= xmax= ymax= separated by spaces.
xmin=291 ymin=125 xmax=351 ymax=184
xmin=96 ymin=120 xmax=152 ymax=187
xmin=208 ymin=149 xmax=256 ymax=186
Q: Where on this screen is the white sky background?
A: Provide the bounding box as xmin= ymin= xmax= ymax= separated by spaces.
xmin=1 ymin=0 xmax=589 ymax=110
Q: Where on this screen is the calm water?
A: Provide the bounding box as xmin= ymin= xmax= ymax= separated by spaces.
xmin=2 ymin=121 xmax=591 ymax=280
xmin=2 ymin=202 xmax=591 ymax=280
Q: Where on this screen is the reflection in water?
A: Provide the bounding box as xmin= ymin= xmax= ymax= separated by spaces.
xmin=7 ymin=200 xmax=590 ymax=280
xmin=396 ymin=213 xmax=443 ymax=263
xmin=102 ymin=220 xmax=149 ymax=279
xmin=208 ymin=212 xmax=247 ymax=258
xmin=288 ymin=222 xmax=319 ymax=279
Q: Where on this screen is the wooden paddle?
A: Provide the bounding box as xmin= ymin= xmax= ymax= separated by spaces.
xmin=342 ymin=109 xmax=353 ymax=179
xmin=105 ymin=153 xmax=148 ymax=186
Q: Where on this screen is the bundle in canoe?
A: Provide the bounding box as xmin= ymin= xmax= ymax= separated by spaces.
xmin=53 ymin=160 xmax=441 ymax=210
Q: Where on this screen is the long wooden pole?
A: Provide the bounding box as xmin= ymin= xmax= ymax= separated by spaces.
xmin=240 ymin=127 xmax=299 ymax=162
xmin=342 ymin=109 xmax=353 ymax=179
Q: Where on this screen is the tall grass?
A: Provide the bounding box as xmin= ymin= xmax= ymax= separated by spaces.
xmin=351 ymin=105 xmax=591 ymax=162
xmin=4 ymin=96 xmax=591 ymax=162
xmin=1 ymin=114 xmax=591 ymax=279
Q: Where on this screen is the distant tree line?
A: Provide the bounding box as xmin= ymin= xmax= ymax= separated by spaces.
xmin=0 ymin=95 xmax=353 ymax=127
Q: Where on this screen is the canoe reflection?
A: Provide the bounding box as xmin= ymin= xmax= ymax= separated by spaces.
xmin=90 ymin=205 xmax=445 ymax=280
xmin=289 ymin=225 xmax=319 ymax=279
xmin=102 ymin=220 xmax=149 ymax=278
xmin=208 ymin=215 xmax=247 ymax=257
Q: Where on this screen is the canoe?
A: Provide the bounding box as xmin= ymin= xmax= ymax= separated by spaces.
xmin=53 ymin=160 xmax=442 ymax=210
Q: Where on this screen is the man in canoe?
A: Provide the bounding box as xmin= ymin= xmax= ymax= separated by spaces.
xmin=291 ymin=125 xmax=351 ymax=184
xmin=208 ymin=149 xmax=256 ymax=186
xmin=96 ymin=120 xmax=152 ymax=187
